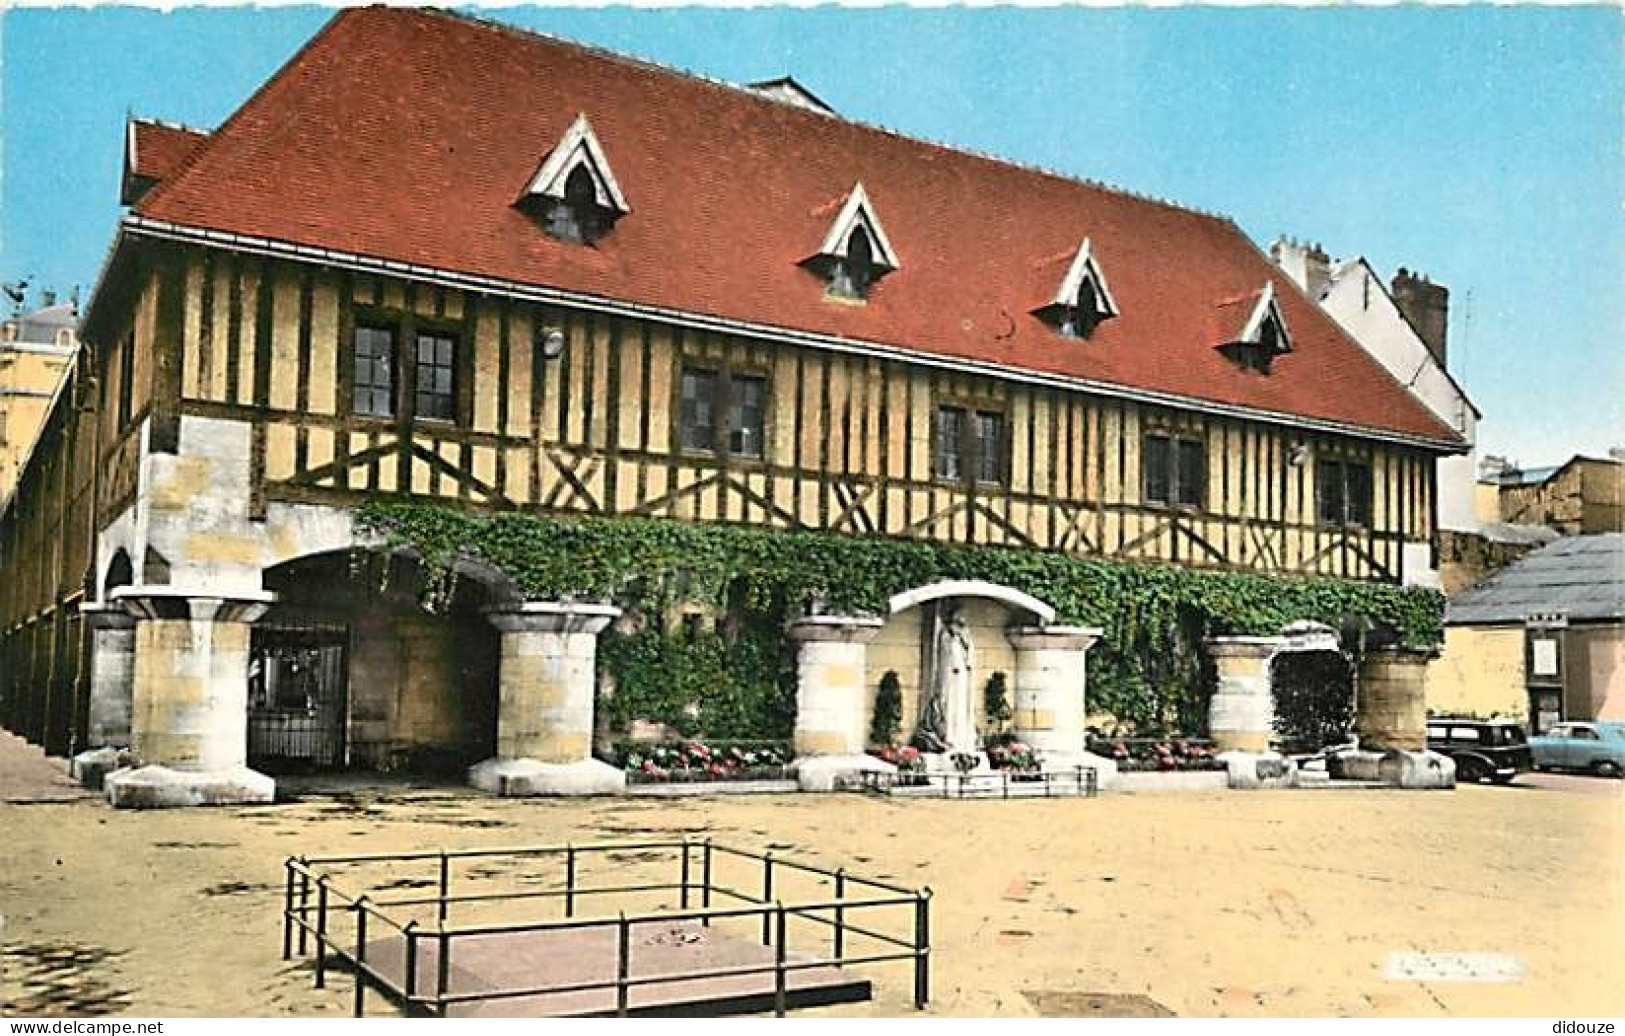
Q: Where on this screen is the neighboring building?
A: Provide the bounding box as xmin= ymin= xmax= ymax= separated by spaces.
xmin=0 ymin=8 xmax=1462 ymax=802
xmin=1272 ymin=239 xmax=1481 ymax=543
xmin=0 ymin=300 xmax=78 ymax=506
xmin=1480 ymin=454 xmax=1624 ymax=536
xmin=1434 ymin=521 xmax=1556 ymax=597
xmin=1429 ymin=534 xmax=1625 ymax=731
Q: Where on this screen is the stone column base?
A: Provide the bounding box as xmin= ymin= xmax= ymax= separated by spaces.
xmin=791 ymin=753 xmax=896 ymax=793
xmin=1328 ymin=749 xmax=1456 ymax=789
xmin=469 ymin=757 xmax=626 ymax=797
xmin=70 ymin=746 xmax=130 ymax=791
xmin=105 ymin=764 xmax=275 ymax=808
xmin=1217 ymin=750 xmax=1300 ymax=790
xmin=1378 ymin=750 xmax=1455 ymax=789
xmin=1034 ymin=751 xmax=1120 ymax=791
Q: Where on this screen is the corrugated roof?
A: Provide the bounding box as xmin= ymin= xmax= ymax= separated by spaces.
xmin=1446 ymin=534 xmax=1625 ymax=626
xmin=127 ymin=6 xmax=1461 ymax=448
xmin=1478 ymin=522 xmax=1560 ymax=547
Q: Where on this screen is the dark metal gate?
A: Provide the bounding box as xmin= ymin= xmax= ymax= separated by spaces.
xmin=249 ymin=625 xmax=348 ymax=770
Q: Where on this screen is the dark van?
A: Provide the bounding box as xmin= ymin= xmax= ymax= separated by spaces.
xmin=1425 ymin=719 xmax=1532 ymax=784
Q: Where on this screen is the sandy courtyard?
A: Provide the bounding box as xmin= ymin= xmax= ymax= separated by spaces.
xmin=3 ymin=780 xmax=1621 ymax=1018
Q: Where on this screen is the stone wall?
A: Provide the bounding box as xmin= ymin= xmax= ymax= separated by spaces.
xmin=1436 ymin=530 xmax=1542 ymax=598
xmin=342 ymin=609 xmax=495 ymax=770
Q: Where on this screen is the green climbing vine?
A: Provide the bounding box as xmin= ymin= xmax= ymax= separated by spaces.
xmin=356 ymin=502 xmax=1443 ymax=737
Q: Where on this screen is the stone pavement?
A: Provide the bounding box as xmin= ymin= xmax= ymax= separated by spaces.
xmin=0 ymin=728 xmax=93 ymax=803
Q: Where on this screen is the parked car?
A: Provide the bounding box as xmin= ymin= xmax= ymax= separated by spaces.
xmin=1529 ymin=721 xmax=1625 ymax=778
xmin=1424 ymin=719 xmax=1532 ymax=784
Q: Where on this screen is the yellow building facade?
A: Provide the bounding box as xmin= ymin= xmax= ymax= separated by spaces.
xmin=0 ymin=303 xmax=78 ymax=506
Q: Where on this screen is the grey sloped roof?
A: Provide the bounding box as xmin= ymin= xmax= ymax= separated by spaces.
xmin=1447 ymin=533 xmax=1625 ymax=626
xmin=1478 ymin=522 xmax=1560 ymax=546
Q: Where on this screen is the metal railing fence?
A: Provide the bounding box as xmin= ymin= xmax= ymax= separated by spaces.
xmin=282 ymin=837 xmax=930 ymax=1018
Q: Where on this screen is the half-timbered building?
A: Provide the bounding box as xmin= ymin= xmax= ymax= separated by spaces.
xmin=0 ymin=7 xmax=1462 ymax=804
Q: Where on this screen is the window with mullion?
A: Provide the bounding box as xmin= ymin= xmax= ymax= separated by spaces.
xmin=413 ymin=332 xmax=457 ymax=422
xmin=1176 ymin=438 xmax=1206 ymax=508
xmin=933 ymin=405 xmax=1006 ymax=487
xmin=727 ymin=374 xmax=766 ymax=459
xmin=1346 ymin=461 xmax=1373 ymax=527
xmin=973 ymin=410 xmax=1005 ymax=485
xmin=1144 ymin=432 xmax=1206 ymax=509
xmin=352 ymin=324 xmax=395 ymax=418
xmin=679 ymin=367 xmax=718 ymax=453
xmin=678 ymin=365 xmax=766 ymax=460
xmin=1144 ymin=435 xmax=1172 ymax=504
xmin=933 ymin=406 xmax=964 ymax=481
xmin=1318 ymin=458 xmax=1373 ymax=527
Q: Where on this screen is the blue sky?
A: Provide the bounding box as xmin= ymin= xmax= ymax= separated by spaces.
xmin=2 ymin=5 xmax=1618 ymax=466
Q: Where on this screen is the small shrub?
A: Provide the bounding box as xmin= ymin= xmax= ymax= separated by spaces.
xmin=983 ymin=671 xmax=1012 ymax=731
xmin=871 ymin=670 xmax=903 ymax=747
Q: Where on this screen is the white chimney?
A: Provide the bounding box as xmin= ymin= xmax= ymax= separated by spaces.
xmin=1269 ymin=235 xmax=1332 ymax=300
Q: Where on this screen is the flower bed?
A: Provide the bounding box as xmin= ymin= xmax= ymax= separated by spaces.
xmin=986 ymin=739 xmax=1043 ymax=779
xmin=616 ymin=739 xmax=792 ymax=783
xmin=869 ymin=744 xmax=929 ymax=785
xmin=1091 ymin=737 xmax=1225 ymax=772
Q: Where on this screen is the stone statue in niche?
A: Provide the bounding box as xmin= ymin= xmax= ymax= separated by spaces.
xmin=916 ymin=604 xmax=976 ymax=754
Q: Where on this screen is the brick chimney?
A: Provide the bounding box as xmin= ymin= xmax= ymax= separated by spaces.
xmin=1269 ymin=236 xmax=1331 ymax=300
xmin=1391 ymin=267 xmax=1449 ymax=368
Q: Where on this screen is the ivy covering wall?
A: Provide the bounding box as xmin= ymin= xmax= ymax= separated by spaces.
xmin=357 ymin=502 xmax=1443 ymax=738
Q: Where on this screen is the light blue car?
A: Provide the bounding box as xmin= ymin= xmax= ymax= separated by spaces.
xmin=1529 ymin=721 xmax=1625 ymax=778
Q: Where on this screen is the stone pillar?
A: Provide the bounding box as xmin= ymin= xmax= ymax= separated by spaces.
xmin=68 ymin=603 xmax=137 ymax=789
xmin=1007 ymin=625 xmax=1105 ymax=763
xmin=1007 ymin=624 xmax=1118 ymax=788
xmin=469 ymin=601 xmax=624 ymax=796
xmin=1357 ymin=647 xmax=1438 ymax=752
xmin=103 ymin=587 xmax=276 ymax=808
xmin=1206 ymin=637 xmax=1283 ymax=753
xmin=788 ymin=615 xmax=889 ymax=791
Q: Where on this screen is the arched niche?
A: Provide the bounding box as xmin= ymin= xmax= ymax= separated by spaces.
xmin=868 ymin=581 xmax=1059 ymax=746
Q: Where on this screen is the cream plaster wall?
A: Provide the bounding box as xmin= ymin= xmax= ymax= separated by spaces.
xmin=1427 ymin=625 xmax=1526 ymax=722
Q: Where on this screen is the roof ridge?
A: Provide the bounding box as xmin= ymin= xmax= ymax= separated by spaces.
xmin=130 ymin=115 xmax=211 ymax=138
xmin=419 ymin=6 xmax=1230 ymax=224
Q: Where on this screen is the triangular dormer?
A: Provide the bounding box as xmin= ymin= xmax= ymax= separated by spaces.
xmin=519 ymin=113 xmax=630 ymax=244
xmin=1034 ymin=237 xmax=1120 ymax=339
xmin=802 ymin=183 xmax=900 ymax=301
xmin=1218 ymin=281 xmax=1292 ymax=373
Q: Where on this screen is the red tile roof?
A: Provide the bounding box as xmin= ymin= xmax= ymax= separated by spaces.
xmin=122 ymin=119 xmax=210 ymax=205
xmin=133 ymin=6 xmax=1461 ymax=447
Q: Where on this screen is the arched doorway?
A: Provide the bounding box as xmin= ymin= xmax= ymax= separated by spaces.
xmin=1268 ymin=623 xmax=1355 ymax=754
xmin=102 ymin=549 xmax=133 ymax=598
xmin=253 ymin=550 xmax=507 ymax=775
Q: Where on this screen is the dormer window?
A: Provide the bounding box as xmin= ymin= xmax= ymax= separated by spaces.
xmin=831 ymin=227 xmax=877 ymax=299
xmin=1034 ymin=237 xmax=1119 ymax=339
xmin=544 ymin=165 xmax=603 ymax=244
xmin=1218 ymin=281 xmax=1292 ymax=373
xmin=1061 ymin=275 xmax=1105 ymax=339
xmin=803 ymin=183 xmax=899 ymax=301
xmin=519 ymin=113 xmax=630 ymax=245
